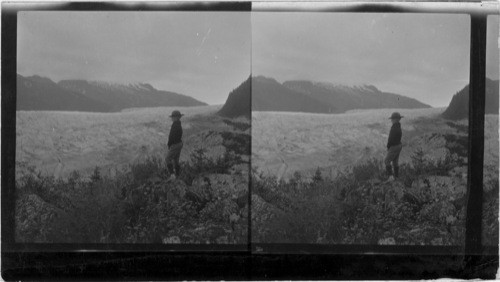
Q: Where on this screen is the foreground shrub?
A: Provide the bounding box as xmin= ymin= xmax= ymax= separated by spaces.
xmin=15 ymin=147 xmax=247 ymax=244
xmin=252 ymin=146 xmax=497 ymax=245
xmin=180 ymin=148 xmax=242 ymax=185
xmin=351 ymin=158 xmax=384 ymax=182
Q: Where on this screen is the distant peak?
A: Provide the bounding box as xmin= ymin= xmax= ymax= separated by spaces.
xmin=31 ymin=74 xmax=49 ymax=79
xmin=284 ymin=79 xmax=381 ymax=93
xmin=59 ymin=79 xmax=89 ymax=84
xmin=486 ymin=77 xmax=499 ymax=83
xmin=253 ymin=75 xmax=280 ymax=84
xmin=284 ymin=80 xmax=314 ymax=86
xmin=25 ymin=75 xmax=57 ymax=85
xmin=58 ymin=79 xmax=161 ymax=93
xmin=139 ymin=83 xmax=155 ymax=90
xmin=362 ymin=84 xmax=379 ymax=92
xmin=89 ymin=80 xmax=119 ymax=87
xmin=139 ymin=83 xmax=153 ymax=88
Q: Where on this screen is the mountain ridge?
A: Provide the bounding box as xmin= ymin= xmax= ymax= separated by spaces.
xmin=284 ymin=79 xmax=431 ymax=112
xmin=252 ymin=75 xmax=430 ymax=114
xmin=252 ymin=76 xmax=335 ymax=113
xmin=58 ymin=79 xmax=207 ymax=111
xmin=17 ymin=74 xmax=207 ymax=112
xmin=17 ymin=74 xmax=111 ymax=112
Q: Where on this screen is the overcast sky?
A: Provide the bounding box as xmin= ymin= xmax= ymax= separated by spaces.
xmin=253 ymin=13 xmax=499 ymax=107
xmin=18 ymin=12 xmax=251 ymax=105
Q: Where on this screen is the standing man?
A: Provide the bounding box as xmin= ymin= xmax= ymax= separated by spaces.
xmin=166 ymin=110 xmax=184 ymax=179
xmin=385 ymin=112 xmax=403 ymax=181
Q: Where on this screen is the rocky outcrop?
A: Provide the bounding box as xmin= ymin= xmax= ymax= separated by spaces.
xmin=119 ymin=172 xmax=248 ymax=244
xmin=404 ymin=176 xmax=467 ymax=207
xmin=339 ymin=174 xmax=464 ymax=245
xmin=15 ymin=194 xmax=64 ymax=242
xmin=251 ymin=194 xmax=285 ymax=242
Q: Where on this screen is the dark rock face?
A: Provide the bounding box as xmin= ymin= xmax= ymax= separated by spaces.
xmin=442 ymin=78 xmax=499 ymax=120
xmin=17 ymin=74 xmax=207 ymax=112
xmin=218 ymin=76 xmax=251 ymax=118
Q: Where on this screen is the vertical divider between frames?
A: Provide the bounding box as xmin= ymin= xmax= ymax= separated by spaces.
xmin=1 ymin=9 xmax=18 ymax=246
xmin=464 ymin=14 xmax=487 ymax=256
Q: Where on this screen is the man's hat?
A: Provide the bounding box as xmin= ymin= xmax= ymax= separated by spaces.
xmin=389 ymin=112 xmax=403 ymax=119
xmin=169 ymin=110 xmax=184 ymax=117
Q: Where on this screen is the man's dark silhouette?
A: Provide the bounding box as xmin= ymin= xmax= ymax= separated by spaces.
xmin=385 ymin=112 xmax=403 ymax=181
xmin=166 ymin=110 xmax=183 ymax=179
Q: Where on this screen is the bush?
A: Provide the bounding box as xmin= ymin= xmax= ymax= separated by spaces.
xmin=15 ymin=146 xmax=247 ymax=243
xmin=180 ymin=148 xmax=242 ymax=185
xmin=253 ymin=170 xmax=343 ymax=243
xmin=352 ymin=158 xmax=383 ymax=182
xmin=410 ymin=147 xmax=460 ymax=176
xmin=312 ymin=167 xmax=323 ymax=184
xmin=410 ymin=147 xmax=427 ymax=175
xmin=130 ymin=156 xmax=165 ymax=183
xmin=252 ymin=146 xmax=495 ymax=245
xmin=15 ymin=166 xmax=132 ymax=243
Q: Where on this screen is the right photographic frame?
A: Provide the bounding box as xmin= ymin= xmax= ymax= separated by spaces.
xmin=251 ymin=3 xmax=499 ymax=253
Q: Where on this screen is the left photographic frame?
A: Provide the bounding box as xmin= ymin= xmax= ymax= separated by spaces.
xmin=3 ymin=2 xmax=251 ymax=251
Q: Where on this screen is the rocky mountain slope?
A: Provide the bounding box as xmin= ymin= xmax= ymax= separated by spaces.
xmin=59 ymin=79 xmax=206 ymax=111
xmin=17 ymin=74 xmax=207 ymax=112
xmin=442 ymin=78 xmax=499 ymax=120
xmin=252 ymin=76 xmax=334 ymax=113
xmin=218 ymin=76 xmax=251 ymax=118
xmin=284 ymin=80 xmax=431 ymax=112
xmin=17 ymin=75 xmax=110 ymax=112
xmin=252 ymin=76 xmax=430 ymax=114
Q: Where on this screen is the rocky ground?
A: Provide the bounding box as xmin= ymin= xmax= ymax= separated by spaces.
xmin=15 ymin=109 xmax=250 ymax=244
xmin=16 ymin=170 xmax=249 ymax=244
